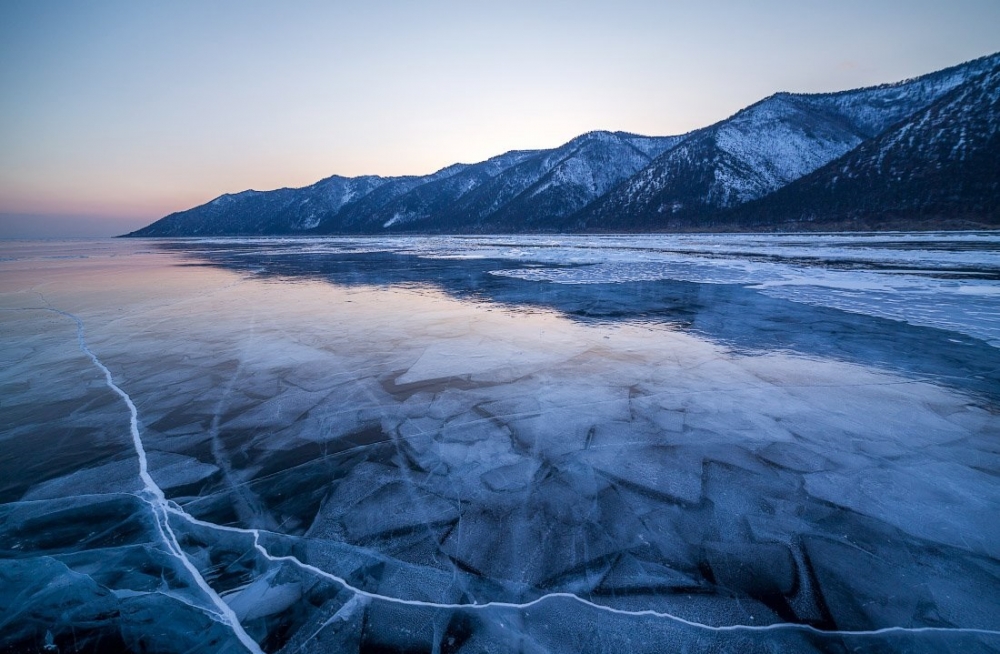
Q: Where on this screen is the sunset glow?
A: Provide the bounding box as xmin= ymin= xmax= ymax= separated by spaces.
xmin=1 ymin=0 xmax=998 ymax=236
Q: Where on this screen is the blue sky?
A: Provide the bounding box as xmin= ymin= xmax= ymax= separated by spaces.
xmin=1 ymin=0 xmax=999 ymax=237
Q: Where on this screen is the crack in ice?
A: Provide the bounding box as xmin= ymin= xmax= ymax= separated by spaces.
xmin=34 ymin=305 xmax=1000 ymax=648
xmin=50 ymin=307 xmax=264 ymax=654
xmin=168 ymin=506 xmax=1000 ymax=641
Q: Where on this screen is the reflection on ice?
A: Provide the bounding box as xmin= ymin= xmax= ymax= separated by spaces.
xmin=1 ymin=236 xmax=999 ymax=653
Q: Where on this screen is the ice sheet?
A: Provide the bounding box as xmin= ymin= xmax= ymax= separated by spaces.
xmin=1 ymin=236 xmax=998 ymax=653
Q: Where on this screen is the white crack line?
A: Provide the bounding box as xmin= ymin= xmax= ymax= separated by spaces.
xmin=42 ymin=306 xmax=1000 ymax=645
xmin=168 ymin=506 xmax=1000 ymax=641
xmin=53 ymin=308 xmax=264 ymax=654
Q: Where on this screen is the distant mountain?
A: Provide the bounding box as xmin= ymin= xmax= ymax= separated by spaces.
xmin=127 ymin=52 xmax=1000 ymax=237
xmin=411 ymin=131 xmax=686 ymax=233
xmin=316 ymin=131 xmax=683 ymax=233
xmin=142 ymin=174 xmax=396 ymax=235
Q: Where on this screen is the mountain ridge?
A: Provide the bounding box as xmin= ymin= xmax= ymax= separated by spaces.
xmin=128 ymin=52 xmax=1000 ymax=236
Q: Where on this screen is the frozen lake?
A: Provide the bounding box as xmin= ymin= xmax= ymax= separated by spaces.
xmin=2 ymin=234 xmax=999 ymax=653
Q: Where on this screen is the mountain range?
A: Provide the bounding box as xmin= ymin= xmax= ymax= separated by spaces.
xmin=128 ymin=52 xmax=1000 ymax=236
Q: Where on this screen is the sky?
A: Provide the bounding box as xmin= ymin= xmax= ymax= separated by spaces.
xmin=1 ymin=1 xmax=999 ymax=237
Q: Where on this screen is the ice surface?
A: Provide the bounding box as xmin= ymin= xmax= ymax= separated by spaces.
xmin=804 ymin=462 xmax=1000 ymax=558
xmin=396 ymin=337 xmax=573 ymax=385
xmin=1 ymin=236 xmax=999 ymax=653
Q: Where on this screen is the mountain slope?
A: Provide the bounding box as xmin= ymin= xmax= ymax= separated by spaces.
xmin=131 ymin=174 xmax=394 ymax=236
xmin=424 ymin=131 xmax=684 ymax=232
xmin=312 ymin=150 xmax=539 ymax=232
xmin=571 ymin=52 xmax=1000 ymax=230
xmin=132 ymin=131 xmax=679 ymax=236
xmin=722 ymin=64 xmax=1000 ymax=230
xmin=318 ymin=131 xmax=681 ymax=232
xmin=569 ymin=96 xmax=868 ymax=230
xmin=131 ymin=164 xmax=478 ymax=236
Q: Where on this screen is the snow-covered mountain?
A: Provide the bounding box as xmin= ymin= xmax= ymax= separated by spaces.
xmin=572 ymin=52 xmax=1000 ymax=230
xmin=318 ymin=131 xmax=683 ymax=232
xmin=419 ymin=131 xmax=686 ymax=232
xmin=128 ymin=52 xmax=1000 ymax=236
xmin=133 ymin=131 xmax=678 ymax=236
xmin=724 ymin=63 xmax=1000 ymax=230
